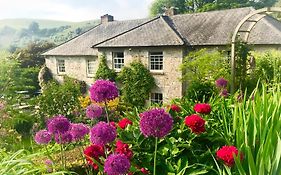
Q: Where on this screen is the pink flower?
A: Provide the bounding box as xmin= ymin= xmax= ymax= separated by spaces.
xmin=194 ymin=103 xmax=211 ymax=114
xmin=115 ymin=140 xmax=133 ymax=159
xmin=170 ymin=104 xmax=181 ymax=112
xmin=118 ymin=118 xmax=133 ymax=129
xmin=216 ymin=145 xmax=243 ymax=167
xmin=184 ymin=114 xmax=206 ymax=134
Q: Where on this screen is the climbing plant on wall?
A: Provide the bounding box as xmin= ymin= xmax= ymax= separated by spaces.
xmin=117 ymin=61 xmax=155 ymax=107
xmin=94 ymin=54 xmax=117 ymax=81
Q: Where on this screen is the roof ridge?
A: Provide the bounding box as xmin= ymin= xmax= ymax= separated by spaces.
xmin=92 ymin=16 xmax=160 ymax=47
xmin=160 ymin=16 xmax=185 ymax=45
xmin=42 ymin=23 xmax=101 ymax=55
xmin=170 ymin=6 xmax=255 ymax=18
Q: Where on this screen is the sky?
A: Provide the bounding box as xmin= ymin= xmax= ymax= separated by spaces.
xmin=0 ymin=0 xmax=154 ymax=21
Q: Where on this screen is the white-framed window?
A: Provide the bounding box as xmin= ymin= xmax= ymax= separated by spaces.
xmin=113 ymin=52 xmax=124 ymax=70
xmin=87 ymin=59 xmax=95 ymax=76
xmin=149 ymin=52 xmax=163 ymax=71
xmin=57 ymin=59 xmax=65 ymax=74
xmin=151 ymin=93 xmax=163 ymax=104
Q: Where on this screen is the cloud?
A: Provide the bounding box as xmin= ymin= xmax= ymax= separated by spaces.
xmin=0 ymin=0 xmax=155 ymax=21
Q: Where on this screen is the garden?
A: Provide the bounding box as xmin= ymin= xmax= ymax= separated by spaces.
xmin=0 ymin=46 xmax=280 ymax=175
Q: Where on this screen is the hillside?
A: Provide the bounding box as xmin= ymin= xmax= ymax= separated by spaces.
xmin=0 ymin=18 xmax=99 ymax=50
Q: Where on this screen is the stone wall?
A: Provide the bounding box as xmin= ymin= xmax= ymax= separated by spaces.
xmin=101 ymin=46 xmax=184 ymax=103
xmin=45 ymin=55 xmax=98 ymax=85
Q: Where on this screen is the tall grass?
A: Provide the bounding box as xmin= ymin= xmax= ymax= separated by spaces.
xmin=233 ymin=84 xmax=281 ymax=175
xmin=0 ymin=149 xmax=77 ymax=175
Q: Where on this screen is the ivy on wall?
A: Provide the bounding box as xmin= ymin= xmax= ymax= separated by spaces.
xmin=117 ymin=61 xmax=155 ymax=107
xmin=94 ymin=54 xmax=117 ymax=81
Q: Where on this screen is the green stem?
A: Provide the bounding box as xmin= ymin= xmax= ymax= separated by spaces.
xmin=104 ymin=102 xmax=110 ymax=123
xmin=153 ymin=137 xmax=158 ymax=175
xmin=59 ymin=135 xmax=66 ymax=170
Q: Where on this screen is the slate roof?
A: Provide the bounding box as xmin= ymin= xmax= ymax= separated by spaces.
xmin=42 ymin=18 xmax=151 ymax=56
xmin=43 ymin=7 xmax=281 ymax=56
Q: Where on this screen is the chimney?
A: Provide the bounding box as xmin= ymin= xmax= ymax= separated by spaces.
xmin=164 ymin=7 xmax=177 ymax=16
xmin=101 ymin=14 xmax=114 ymax=24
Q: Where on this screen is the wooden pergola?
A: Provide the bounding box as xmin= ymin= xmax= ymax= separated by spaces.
xmin=230 ymin=7 xmax=281 ymax=93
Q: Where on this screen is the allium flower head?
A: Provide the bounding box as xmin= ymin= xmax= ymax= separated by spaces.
xmin=86 ymin=104 xmax=103 ymax=119
xmin=47 ymin=115 xmax=71 ymax=134
xmin=170 ymin=104 xmax=181 ymax=112
xmin=115 ymin=140 xmax=133 ymax=159
xmin=70 ymin=123 xmax=89 ymax=141
xmin=184 ymin=114 xmax=206 ymax=134
xmin=194 ymin=103 xmax=211 ymax=114
xmin=34 ymin=130 xmax=52 ymax=144
xmin=216 ymin=78 xmax=228 ymax=88
xmin=54 ymin=132 xmax=73 ymax=144
xmin=90 ymin=122 xmax=117 ymax=146
xmin=140 ymin=108 xmax=173 ymax=138
xmin=104 ymin=154 xmax=131 ymax=175
xmin=216 ymin=145 xmax=243 ymax=167
xmin=220 ymin=89 xmax=229 ymax=97
xmin=84 ymin=144 xmax=105 ymax=170
xmin=118 ymin=118 xmax=133 ymax=129
xmin=89 ymin=80 xmax=118 ymax=103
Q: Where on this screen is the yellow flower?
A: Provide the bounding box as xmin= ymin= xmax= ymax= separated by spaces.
xmin=93 ymin=97 xmax=119 ymax=110
xmin=79 ymin=96 xmax=91 ymax=109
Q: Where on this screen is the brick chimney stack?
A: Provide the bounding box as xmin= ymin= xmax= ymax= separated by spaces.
xmin=101 ymin=14 xmax=114 ymax=24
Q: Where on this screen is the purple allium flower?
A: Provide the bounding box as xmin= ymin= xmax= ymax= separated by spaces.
xmin=70 ymin=123 xmax=89 ymax=141
xmin=104 ymin=154 xmax=131 ymax=175
xmin=90 ymin=122 xmax=117 ymax=146
xmin=45 ymin=159 xmax=53 ymax=173
xmin=54 ymin=132 xmax=73 ymax=144
xmin=89 ymin=80 xmax=118 ymax=103
xmin=140 ymin=108 xmax=173 ymax=138
xmin=86 ymin=104 xmax=103 ymax=119
xmin=216 ymin=78 xmax=228 ymax=88
xmin=34 ymin=130 xmax=52 ymax=144
xmin=220 ymin=89 xmax=229 ymax=97
xmin=47 ymin=115 xmax=71 ymax=134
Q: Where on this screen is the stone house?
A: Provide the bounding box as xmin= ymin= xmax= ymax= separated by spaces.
xmin=43 ymin=7 xmax=281 ymax=103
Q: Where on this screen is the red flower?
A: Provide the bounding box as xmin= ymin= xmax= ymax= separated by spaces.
xmin=170 ymin=104 xmax=181 ymax=112
xmin=110 ymin=121 xmax=117 ymax=128
xmin=184 ymin=114 xmax=206 ymax=134
xmin=194 ymin=103 xmax=211 ymax=114
xmin=140 ymin=167 xmax=149 ymax=174
xmin=115 ymin=140 xmax=133 ymax=159
xmin=118 ymin=118 xmax=133 ymax=129
xmin=216 ymin=145 xmax=243 ymax=167
xmin=84 ymin=145 xmax=105 ymax=170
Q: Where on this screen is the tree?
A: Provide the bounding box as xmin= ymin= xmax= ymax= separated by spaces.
xmin=149 ymin=0 xmax=278 ymax=16
xmin=12 ymin=40 xmax=55 ymax=68
xmin=94 ymin=54 xmax=117 ymax=81
xmin=117 ymin=61 xmax=155 ymax=107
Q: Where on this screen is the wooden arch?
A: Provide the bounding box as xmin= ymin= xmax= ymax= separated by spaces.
xmin=230 ymin=7 xmax=281 ymax=93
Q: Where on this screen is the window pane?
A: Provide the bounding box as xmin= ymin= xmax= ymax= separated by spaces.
xmin=113 ymin=52 xmax=124 ymax=70
xmin=151 ymin=93 xmax=163 ymax=104
xmin=150 ymin=52 xmax=163 ymax=71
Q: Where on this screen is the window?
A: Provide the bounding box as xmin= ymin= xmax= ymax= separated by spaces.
xmin=57 ymin=59 xmax=65 ymax=73
xmin=87 ymin=59 xmax=95 ymax=76
xmin=149 ymin=52 xmax=163 ymax=71
xmin=151 ymin=93 xmax=163 ymax=104
xmin=113 ymin=52 xmax=124 ymax=70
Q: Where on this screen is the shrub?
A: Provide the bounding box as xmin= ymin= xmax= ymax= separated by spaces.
xmin=185 ymin=80 xmax=216 ymax=102
xmin=117 ymin=61 xmax=155 ymax=107
xmin=37 ymin=77 xmax=82 ymax=122
xmin=94 ymin=54 xmax=117 ymax=81
xmin=181 ymin=49 xmax=229 ymax=83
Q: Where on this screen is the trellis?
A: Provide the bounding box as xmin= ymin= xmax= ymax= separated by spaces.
xmin=230 ymin=7 xmax=281 ymax=93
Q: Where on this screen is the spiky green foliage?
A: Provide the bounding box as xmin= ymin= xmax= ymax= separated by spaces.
xmin=94 ymin=54 xmax=117 ymax=81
